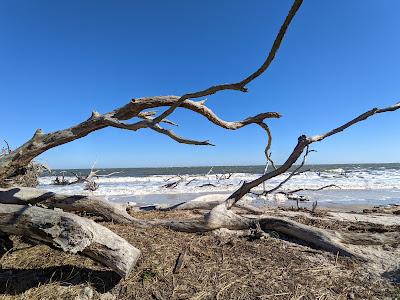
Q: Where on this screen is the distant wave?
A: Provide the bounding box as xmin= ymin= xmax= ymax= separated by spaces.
xmin=39 ymin=166 xmax=400 ymax=199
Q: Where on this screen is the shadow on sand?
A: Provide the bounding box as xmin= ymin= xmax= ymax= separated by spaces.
xmin=383 ymin=268 xmax=400 ymax=285
xmin=0 ymin=265 xmax=121 ymax=295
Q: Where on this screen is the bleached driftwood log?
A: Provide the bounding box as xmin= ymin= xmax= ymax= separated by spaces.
xmin=0 ymin=187 xmax=145 ymax=225
xmin=138 ymin=194 xmax=228 ymax=211
xmin=0 ymin=204 xmax=140 ymax=277
xmin=152 ymin=203 xmax=364 ymax=259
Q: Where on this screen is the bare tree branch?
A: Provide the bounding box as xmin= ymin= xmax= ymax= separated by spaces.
xmin=263 ymin=147 xmax=314 ymax=195
xmin=225 ymin=102 xmax=400 ymax=208
xmin=278 ymin=184 xmax=341 ymax=196
xmin=259 ymin=123 xmax=277 ymax=170
xmin=3 ymin=141 xmax=11 ymax=155
xmin=1 ymin=0 xmax=295 ymax=184
xmin=149 ymin=124 xmax=214 ymax=146
xmin=0 ymin=97 xmax=280 ymax=183
xmin=151 ymin=0 xmax=303 ymax=125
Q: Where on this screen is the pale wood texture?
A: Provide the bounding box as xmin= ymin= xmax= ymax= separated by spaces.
xmin=0 ymin=204 xmax=140 ymax=277
xmin=0 ymin=187 xmax=145 ymax=225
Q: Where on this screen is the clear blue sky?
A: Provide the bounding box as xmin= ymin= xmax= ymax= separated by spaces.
xmin=1 ymin=1 xmax=399 ymax=168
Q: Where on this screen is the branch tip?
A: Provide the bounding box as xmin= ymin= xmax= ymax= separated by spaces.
xmin=33 ymin=129 xmax=44 ymax=137
xmin=91 ymin=111 xmax=101 ymax=119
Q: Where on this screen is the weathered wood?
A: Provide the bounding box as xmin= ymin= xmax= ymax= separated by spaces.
xmin=0 ymin=187 xmax=146 ymax=225
xmin=363 ymin=204 xmax=400 ymax=215
xmin=225 ymin=102 xmax=400 ymax=207
xmin=139 ymin=194 xmax=228 ymax=211
xmin=152 ymin=203 xmax=365 ymax=259
xmin=0 ymin=0 xmax=304 ymax=185
xmin=257 ymin=216 xmax=361 ymax=258
xmin=0 ymin=97 xmax=281 ymax=185
xmin=0 ymin=204 xmax=140 ymax=277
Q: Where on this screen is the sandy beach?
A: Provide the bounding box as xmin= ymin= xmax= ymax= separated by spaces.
xmin=1 ymin=0 xmax=400 ymax=298
xmin=1 ymin=204 xmax=399 ymax=299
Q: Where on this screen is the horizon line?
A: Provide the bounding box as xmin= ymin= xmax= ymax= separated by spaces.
xmin=49 ymin=162 xmax=400 ymax=170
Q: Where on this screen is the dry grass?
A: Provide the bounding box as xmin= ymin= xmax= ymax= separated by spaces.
xmin=0 ymin=210 xmax=398 ymax=299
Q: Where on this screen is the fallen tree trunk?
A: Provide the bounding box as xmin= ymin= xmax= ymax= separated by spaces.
xmin=0 ymin=187 xmax=145 ymax=225
xmin=137 ymin=194 xmax=265 ymax=215
xmin=138 ymin=194 xmax=228 ymax=211
xmin=0 ymin=204 xmax=140 ymax=277
xmin=152 ymin=203 xmax=366 ymax=260
xmin=0 ymin=188 xmax=382 ymax=260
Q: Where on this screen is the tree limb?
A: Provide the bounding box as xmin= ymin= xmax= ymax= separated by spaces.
xmin=150 ymin=0 xmax=303 ymax=124
xmin=0 ymin=0 xmax=300 ymax=183
xmin=278 ymin=184 xmax=341 ymax=196
xmin=225 ymin=102 xmax=400 ymax=208
xmin=0 ymin=97 xmax=280 ymax=183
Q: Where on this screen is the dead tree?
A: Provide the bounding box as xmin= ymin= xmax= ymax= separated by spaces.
xmin=0 ymin=0 xmax=302 ymax=276
xmin=51 ymin=164 xmax=121 ymax=193
xmin=0 ymin=0 xmax=305 ymax=185
xmin=0 ymin=0 xmax=399 ymax=278
xmin=0 ymin=204 xmax=140 ymax=277
xmin=124 ymin=102 xmax=399 ymax=265
xmin=0 ymin=187 xmax=145 ymax=225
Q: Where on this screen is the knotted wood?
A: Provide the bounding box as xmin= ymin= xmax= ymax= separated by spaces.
xmin=0 ymin=204 xmax=140 ymax=277
xmin=0 ymin=187 xmax=146 ymax=225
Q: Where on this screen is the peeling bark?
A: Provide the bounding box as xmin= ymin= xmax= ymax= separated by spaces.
xmin=0 ymin=187 xmax=145 ymax=225
xmin=0 ymin=204 xmax=140 ymax=277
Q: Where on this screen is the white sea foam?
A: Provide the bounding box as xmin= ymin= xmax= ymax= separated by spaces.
xmin=38 ymin=167 xmax=400 ymax=203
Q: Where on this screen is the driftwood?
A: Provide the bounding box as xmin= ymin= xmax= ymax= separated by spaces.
xmin=0 ymin=187 xmax=145 ymax=225
xmin=118 ymin=100 xmax=400 ymax=262
xmin=52 ymin=166 xmax=121 ymax=193
xmin=160 ymin=170 xmax=235 ymax=190
xmin=363 ymin=204 xmax=400 ymax=215
xmin=151 ymin=203 xmax=364 ymax=259
xmin=0 ymin=0 xmax=303 ymax=272
xmin=0 ymin=0 xmax=306 ymax=185
xmin=223 ymin=102 xmax=400 ymax=208
xmin=0 ymin=189 xmax=365 ymax=261
xmin=274 ymin=184 xmax=341 ymax=202
xmin=0 ymin=0 xmax=399 ymax=282
xmin=0 ymin=204 xmax=140 ymax=277
xmin=139 ymin=194 xmax=228 ymax=212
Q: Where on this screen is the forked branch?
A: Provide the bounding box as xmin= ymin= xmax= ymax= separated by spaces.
xmin=151 ymin=0 xmax=303 ymax=124
xmin=225 ymin=102 xmax=400 ymax=207
xmin=0 ymin=98 xmax=281 ymax=184
xmin=0 ymin=0 xmax=303 ymax=184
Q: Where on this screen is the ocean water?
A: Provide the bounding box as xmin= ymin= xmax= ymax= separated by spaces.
xmin=38 ymin=164 xmax=400 ymax=206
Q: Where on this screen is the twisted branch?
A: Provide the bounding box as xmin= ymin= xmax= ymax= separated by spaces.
xmin=151 ymin=0 xmax=304 ymax=124
xmin=0 ymin=97 xmax=280 ymax=182
xmin=225 ymin=102 xmax=400 ymax=208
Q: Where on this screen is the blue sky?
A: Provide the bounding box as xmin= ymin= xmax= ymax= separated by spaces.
xmin=0 ymin=0 xmax=399 ymax=168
